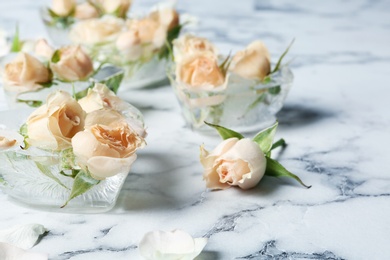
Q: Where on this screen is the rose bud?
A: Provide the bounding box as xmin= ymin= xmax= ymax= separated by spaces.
xmin=51 ymin=0 xmax=76 ymax=17
xmin=149 ymin=7 xmax=180 ymax=31
xmin=74 ymin=2 xmax=99 ymax=20
xmin=50 ymin=45 xmax=94 ymax=81
xmin=230 ymin=40 xmax=271 ymax=80
xmin=3 ymin=52 xmax=51 ymax=92
xmin=173 ymin=34 xmax=217 ymax=64
xmin=34 ymin=39 xmax=54 ymax=60
xmin=200 ymin=138 xmax=267 ymax=190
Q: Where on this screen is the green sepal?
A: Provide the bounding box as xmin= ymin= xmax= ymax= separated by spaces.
xmin=204 ymin=121 xmax=244 ymax=140
xmin=252 ymin=121 xmax=278 ymax=154
xmin=265 ymin=157 xmax=311 ymax=188
xmin=51 ymin=50 xmax=61 ymax=63
xmin=19 ymin=123 xmax=29 ymax=150
xmin=271 ymin=39 xmax=294 ymax=73
xmin=159 ymin=24 xmax=183 ymax=60
xmin=62 ymin=170 xmax=100 ymax=208
xmin=10 ymin=24 xmax=21 ymax=52
xmin=219 ymin=52 xmax=233 ymax=77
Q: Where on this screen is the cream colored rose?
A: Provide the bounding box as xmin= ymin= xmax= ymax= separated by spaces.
xmin=177 ymin=52 xmax=225 ymax=89
xmin=115 ymin=30 xmax=143 ymax=61
xmin=51 ymin=0 xmax=76 ymax=17
xmin=126 ymin=18 xmax=166 ymax=49
xmin=26 ymin=91 xmax=86 ymax=151
xmin=79 ymin=84 xmax=147 ymax=138
xmin=34 ymin=39 xmax=54 ymax=60
xmin=3 ymin=52 xmax=51 ymax=92
xmin=78 ymin=83 xmax=128 ymax=113
xmin=200 ymin=138 xmax=267 ymax=190
xmin=74 ymin=2 xmax=99 ymax=20
xmin=230 ymin=40 xmax=271 ymax=80
xmin=173 ymin=34 xmax=217 ymax=64
xmin=70 ymin=16 xmax=124 ymax=46
xmin=50 ymin=45 xmax=94 ymax=81
xmin=100 ymin=0 xmax=131 ymax=18
xmin=149 ymin=7 xmax=179 ymax=31
xmin=72 ymin=111 xmax=145 ymax=180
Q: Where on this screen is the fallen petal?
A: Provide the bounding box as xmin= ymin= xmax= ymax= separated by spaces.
xmin=0 ymin=224 xmax=47 ymax=250
xmin=0 ymin=242 xmax=48 ymax=260
xmin=139 ymin=230 xmax=207 ymax=260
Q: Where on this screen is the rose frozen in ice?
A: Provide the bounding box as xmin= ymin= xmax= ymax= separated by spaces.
xmin=229 ymin=40 xmax=271 ymax=81
xmin=50 ymin=45 xmax=94 ymax=81
xmin=72 ymin=109 xmax=145 ymax=179
xmin=2 ymin=52 xmax=52 ymax=92
xmin=176 ymin=52 xmax=226 ymax=91
xmin=74 ymin=2 xmax=99 ymax=20
xmin=70 ymin=16 xmax=124 ymax=46
xmin=50 ymin=0 xmax=76 ymax=17
xmin=200 ymin=138 xmax=267 ymax=189
xmin=173 ymin=34 xmax=217 ymax=64
xmin=26 ymin=91 xmax=86 ymax=151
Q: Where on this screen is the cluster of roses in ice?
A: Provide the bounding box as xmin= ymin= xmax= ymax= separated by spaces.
xmin=68 ymin=4 xmax=180 ymax=64
xmin=2 ymin=39 xmax=94 ymax=93
xmin=23 ymin=83 xmax=146 ymax=181
xmin=49 ymin=0 xmax=132 ymax=22
xmin=173 ymin=34 xmax=272 ymax=91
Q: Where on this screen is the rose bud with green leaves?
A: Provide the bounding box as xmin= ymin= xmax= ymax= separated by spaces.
xmin=201 ymin=121 xmax=311 ymax=190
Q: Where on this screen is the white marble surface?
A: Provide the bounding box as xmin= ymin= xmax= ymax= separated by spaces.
xmin=1 ymin=0 xmax=390 ymax=259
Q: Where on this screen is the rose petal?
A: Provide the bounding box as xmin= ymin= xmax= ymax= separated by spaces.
xmin=139 ymin=230 xmax=207 ymax=260
xmin=218 ymin=138 xmax=266 ymax=189
xmin=0 ymin=242 xmax=48 ymax=260
xmin=0 ymin=224 xmax=46 ymax=250
xmin=87 ymin=155 xmax=137 ymax=180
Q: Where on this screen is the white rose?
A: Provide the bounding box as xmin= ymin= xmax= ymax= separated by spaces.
xmin=139 ymin=230 xmax=207 ymax=260
xmin=72 ymin=109 xmax=145 ymax=179
xmin=230 ymin=40 xmax=271 ymax=80
xmin=70 ymin=16 xmax=124 ymax=46
xmin=50 ymin=45 xmax=94 ymax=81
xmin=26 ymin=91 xmax=86 ymax=151
xmin=74 ymin=2 xmax=99 ymax=20
xmin=2 ymin=52 xmax=51 ymax=92
xmin=34 ymin=39 xmax=54 ymax=60
xmin=200 ymin=138 xmax=267 ymax=190
xmin=176 ymin=52 xmax=226 ymax=90
xmin=173 ymin=34 xmax=217 ymax=64
xmin=51 ymin=0 xmax=76 ymax=17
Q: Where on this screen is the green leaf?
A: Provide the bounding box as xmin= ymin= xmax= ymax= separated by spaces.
xmin=62 ymin=170 xmax=99 ymax=208
xmin=270 ymin=138 xmax=286 ymax=151
xmin=10 ymin=24 xmax=21 ymax=52
xmin=204 ymin=121 xmax=244 ymax=140
xmin=91 ymin=65 xmax=124 ymax=94
xmin=268 ymin=85 xmax=281 ymax=95
xmin=60 ymin=148 xmax=76 ymax=170
xmin=252 ymin=121 xmax=278 ymax=154
xmin=16 ymin=98 xmax=43 ymax=108
xmin=272 ymin=39 xmax=294 ymax=73
xmin=35 ymin=162 xmax=69 ymax=190
xmin=219 ymin=52 xmax=233 ymax=77
xmin=159 ymin=24 xmax=183 ymax=60
xmin=51 ymin=50 xmax=61 ymax=63
xmin=265 ymin=157 xmax=311 ymax=188
xmin=47 ymin=8 xmax=60 ymax=19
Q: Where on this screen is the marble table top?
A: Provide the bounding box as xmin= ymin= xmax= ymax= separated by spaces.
xmin=0 ymin=0 xmax=390 ymax=259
